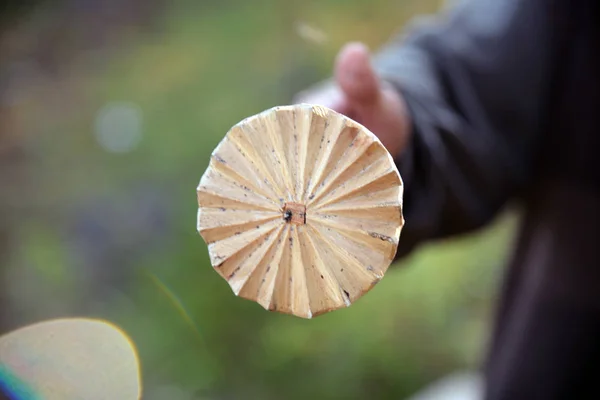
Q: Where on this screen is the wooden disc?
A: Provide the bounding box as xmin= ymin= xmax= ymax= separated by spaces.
xmin=197 ymin=104 xmax=404 ymax=318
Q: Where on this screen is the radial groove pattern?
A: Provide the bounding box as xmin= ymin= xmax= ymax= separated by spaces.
xmin=197 ymin=104 xmax=404 ymax=318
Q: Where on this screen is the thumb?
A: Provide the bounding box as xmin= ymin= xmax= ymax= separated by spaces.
xmin=333 ymin=42 xmax=411 ymax=158
xmin=334 ymin=42 xmax=382 ymax=106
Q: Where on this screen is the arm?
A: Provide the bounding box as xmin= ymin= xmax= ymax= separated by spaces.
xmin=371 ymin=0 xmax=565 ymax=258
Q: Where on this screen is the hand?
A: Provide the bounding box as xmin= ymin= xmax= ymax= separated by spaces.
xmin=294 ymin=42 xmax=412 ymax=158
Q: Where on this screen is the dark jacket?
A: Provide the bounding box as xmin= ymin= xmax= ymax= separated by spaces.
xmin=373 ymin=0 xmax=599 ymax=398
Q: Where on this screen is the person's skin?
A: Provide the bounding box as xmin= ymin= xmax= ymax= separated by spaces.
xmin=295 ymin=42 xmax=412 ymax=159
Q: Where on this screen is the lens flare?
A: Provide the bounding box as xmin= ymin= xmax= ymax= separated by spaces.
xmin=0 ymin=363 xmax=41 ymax=400
xmin=0 ymin=318 xmax=141 ymax=400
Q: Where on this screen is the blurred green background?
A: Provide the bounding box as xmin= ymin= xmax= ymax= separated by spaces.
xmin=0 ymin=0 xmax=516 ymax=398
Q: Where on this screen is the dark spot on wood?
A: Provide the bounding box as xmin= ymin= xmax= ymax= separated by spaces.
xmin=341 ymin=268 xmax=344 ymax=272
xmin=262 ymin=278 xmax=266 ymax=283
xmin=234 ymin=232 xmax=241 ymax=236
xmin=320 ymin=274 xmax=324 ymax=279
xmin=266 ymin=266 xmax=271 ymax=272
xmin=283 ymin=210 xmax=292 ymax=222
xmin=289 ymin=277 xmax=293 ymax=283
xmin=219 ymin=207 xmax=226 ymax=211
xmin=228 ymin=268 xmax=240 ymax=279
xmin=213 ymin=154 xmax=226 ymax=163
xmin=367 ymin=265 xmax=374 ymax=272
xmin=343 ymin=289 xmax=350 ymax=299
xmin=369 ymin=232 xmax=394 ymax=242
xmin=256 ymin=225 xmax=260 ymax=229
xmin=308 ymin=193 xmax=315 ymax=200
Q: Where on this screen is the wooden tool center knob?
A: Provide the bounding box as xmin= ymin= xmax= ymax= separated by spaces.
xmin=283 ymin=202 xmax=306 ymax=225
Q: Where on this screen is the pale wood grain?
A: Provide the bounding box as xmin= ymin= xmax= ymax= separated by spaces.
xmin=197 ymin=104 xmax=404 ymax=318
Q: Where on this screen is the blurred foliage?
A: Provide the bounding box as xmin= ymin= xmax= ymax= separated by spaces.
xmin=1 ymin=0 xmax=518 ymax=398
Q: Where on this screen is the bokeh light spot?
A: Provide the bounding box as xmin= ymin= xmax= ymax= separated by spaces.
xmin=94 ymin=101 xmax=143 ymax=154
xmin=0 ymin=318 xmax=141 ymax=400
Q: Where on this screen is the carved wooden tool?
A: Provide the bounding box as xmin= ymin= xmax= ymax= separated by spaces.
xmin=197 ymin=104 xmax=404 ymax=318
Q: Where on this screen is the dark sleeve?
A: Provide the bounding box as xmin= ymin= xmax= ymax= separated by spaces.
xmin=372 ymin=0 xmax=565 ymax=259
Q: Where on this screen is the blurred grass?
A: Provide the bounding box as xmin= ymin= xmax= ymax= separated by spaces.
xmin=7 ymin=0 xmax=517 ymax=398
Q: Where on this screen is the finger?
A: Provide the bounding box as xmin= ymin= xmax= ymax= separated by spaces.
xmin=334 ymin=42 xmax=382 ymax=106
xmin=293 ymin=82 xmax=350 ymax=115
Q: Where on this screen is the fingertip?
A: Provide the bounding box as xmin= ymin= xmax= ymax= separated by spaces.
xmin=336 ymin=42 xmax=370 ymax=61
xmin=334 ymin=42 xmax=371 ymax=78
xmin=334 ymin=42 xmax=380 ymax=104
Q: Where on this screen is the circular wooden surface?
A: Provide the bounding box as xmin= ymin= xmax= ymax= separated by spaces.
xmin=197 ymin=104 xmax=404 ymax=318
